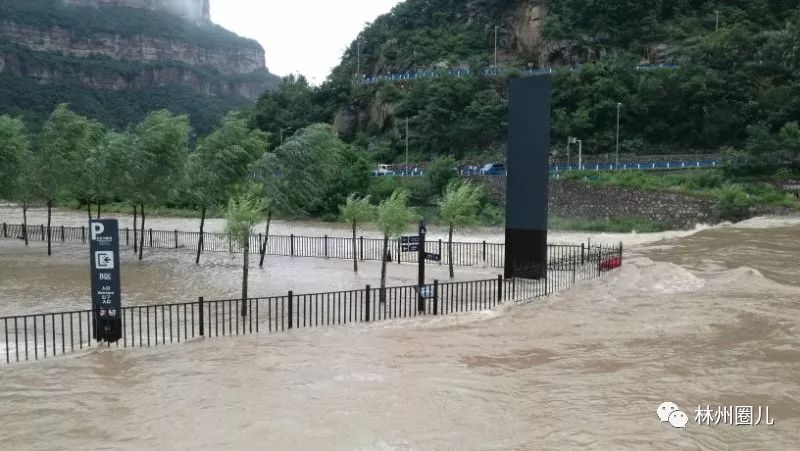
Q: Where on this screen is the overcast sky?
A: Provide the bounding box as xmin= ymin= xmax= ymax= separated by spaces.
xmin=211 ymin=0 xmax=403 ymax=84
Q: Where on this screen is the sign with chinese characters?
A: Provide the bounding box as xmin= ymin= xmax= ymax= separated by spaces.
xmin=401 ymin=244 xmax=420 ymax=253
xmin=401 ymin=236 xmax=421 ymax=245
xmin=90 ymin=219 xmax=122 ymax=342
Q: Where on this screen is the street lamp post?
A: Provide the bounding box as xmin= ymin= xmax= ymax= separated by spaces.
xmin=405 ymin=117 xmax=410 ymax=176
xmin=577 ymin=139 xmax=583 ymax=170
xmin=567 ymin=137 xmax=574 ymax=169
xmin=616 ymin=103 xmax=622 ymax=170
xmin=494 ymin=26 xmax=499 ymax=68
xmin=715 ymin=10 xmax=720 ymax=31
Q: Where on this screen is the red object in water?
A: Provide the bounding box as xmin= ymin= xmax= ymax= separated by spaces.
xmin=599 ymin=257 xmax=623 ymax=272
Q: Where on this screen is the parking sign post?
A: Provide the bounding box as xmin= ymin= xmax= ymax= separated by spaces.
xmin=90 ymin=219 xmax=122 ymax=343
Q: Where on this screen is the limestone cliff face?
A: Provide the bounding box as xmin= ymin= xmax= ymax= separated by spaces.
xmin=0 ymin=22 xmax=264 ymax=76
xmin=0 ymin=0 xmax=276 ymax=100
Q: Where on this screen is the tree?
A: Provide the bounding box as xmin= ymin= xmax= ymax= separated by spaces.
xmin=72 ymin=131 xmax=129 ymax=220
xmin=0 ymin=115 xmax=29 ymax=201
xmin=427 ymin=155 xmax=458 ymax=194
xmin=251 ymin=75 xmax=319 ymax=147
xmin=32 ymin=104 xmax=102 ymax=256
xmin=14 ymin=151 xmax=37 ymax=246
xmin=250 ymin=124 xmax=343 ymax=267
xmin=339 ymin=194 xmax=376 ymax=272
xmin=224 ymin=193 xmax=261 ymax=317
xmin=439 ymin=180 xmax=483 ymax=278
xmin=187 ymin=114 xmax=268 ymax=264
xmin=127 ymin=110 xmax=191 ymax=260
xmin=376 ymin=189 xmax=417 ymax=301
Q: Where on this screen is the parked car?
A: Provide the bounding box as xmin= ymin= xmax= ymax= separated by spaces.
xmin=373 ymin=164 xmax=395 ymax=176
xmin=480 ymin=163 xmax=506 ymax=176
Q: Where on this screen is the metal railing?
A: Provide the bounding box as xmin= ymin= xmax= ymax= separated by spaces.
xmin=1 ymin=222 xmax=598 ymax=269
xmin=1 ymin=243 xmax=624 ymax=364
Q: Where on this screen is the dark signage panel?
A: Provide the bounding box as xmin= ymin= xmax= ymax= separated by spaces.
xmin=425 ymin=253 xmax=441 ymax=262
xmin=402 ymin=236 xmax=421 ymax=245
xmin=90 ymin=219 xmax=122 ymax=342
xmin=402 ymin=244 xmax=420 ymax=253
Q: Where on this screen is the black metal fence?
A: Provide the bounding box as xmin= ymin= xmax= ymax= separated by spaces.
xmin=1 ymin=222 xmax=599 ymax=269
xmin=0 ymin=243 xmax=623 ymax=364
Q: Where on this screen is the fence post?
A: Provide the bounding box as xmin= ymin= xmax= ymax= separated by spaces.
xmin=40 ymin=224 xmax=45 ymax=240
xmin=359 ymin=236 xmax=364 ymax=261
xmin=149 ymin=229 xmax=153 ymax=248
xmin=619 ymin=242 xmax=624 ymax=267
xmin=258 ymin=233 xmax=263 ymax=251
xmin=438 ymin=239 xmax=442 ymax=266
xmin=324 ymin=235 xmax=328 ymax=259
xmin=497 ymin=275 xmax=503 ymax=303
xmin=198 ymin=297 xmax=205 ymax=337
xmin=60 ymin=225 xmax=65 ymax=242
xmin=483 ymin=241 xmax=487 ymax=263
xmin=288 ymin=291 xmax=294 ymax=329
xmin=365 ymin=285 xmax=371 ymax=322
xmin=2 ymin=223 xmax=6 ymax=238
xmin=397 ymin=239 xmax=401 ymax=265
xmin=433 ymin=280 xmax=439 ymax=315
xmin=291 ymin=234 xmax=295 ymax=256
xmin=174 ymin=230 xmax=178 ymax=249
xmin=81 ymin=226 xmax=85 ymax=243
xmin=126 ymin=228 xmax=129 ymax=246
xmin=581 ymin=243 xmax=585 ymax=265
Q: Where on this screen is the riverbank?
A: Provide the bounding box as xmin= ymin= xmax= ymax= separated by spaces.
xmin=0 ymin=204 xmax=716 ymax=248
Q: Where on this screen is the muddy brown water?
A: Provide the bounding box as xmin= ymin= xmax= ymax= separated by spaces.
xmin=0 ymin=208 xmax=799 ymax=450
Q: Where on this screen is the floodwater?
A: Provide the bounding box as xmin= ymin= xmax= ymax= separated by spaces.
xmin=1 ymin=207 xmax=799 ymax=449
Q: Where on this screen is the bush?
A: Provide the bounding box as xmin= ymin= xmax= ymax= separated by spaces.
xmin=715 ymin=184 xmax=751 ymax=221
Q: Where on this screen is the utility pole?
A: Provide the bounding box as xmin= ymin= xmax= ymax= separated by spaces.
xmin=494 ymin=25 xmax=499 ymax=68
xmin=715 ymin=10 xmax=720 ymax=31
xmin=577 ymin=139 xmax=583 ymax=170
xmin=405 ymin=117 xmax=410 ymax=176
xmin=616 ymin=103 xmax=622 ymax=170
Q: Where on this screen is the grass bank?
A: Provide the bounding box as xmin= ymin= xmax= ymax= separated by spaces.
xmin=562 ymin=168 xmax=800 ymax=220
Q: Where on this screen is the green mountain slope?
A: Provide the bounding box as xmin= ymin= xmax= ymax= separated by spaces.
xmin=254 ymin=0 xmax=800 ymax=163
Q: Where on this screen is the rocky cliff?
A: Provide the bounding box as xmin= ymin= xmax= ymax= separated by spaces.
xmin=0 ymin=0 xmax=279 ymax=132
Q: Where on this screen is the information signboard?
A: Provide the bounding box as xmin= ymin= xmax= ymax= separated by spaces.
xmin=424 ymin=253 xmax=441 ymax=262
xmin=90 ymin=219 xmax=122 ymax=342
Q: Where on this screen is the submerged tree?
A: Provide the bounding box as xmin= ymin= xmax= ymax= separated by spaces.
xmin=127 ymin=110 xmax=191 ymax=261
xmin=188 ymin=114 xmax=268 ymax=264
xmin=376 ymin=189 xmax=417 ymax=301
xmin=339 ymin=194 xmax=376 ymax=272
xmin=73 ymin=131 xmax=129 ymax=220
xmin=224 ymin=193 xmax=261 ymax=317
xmin=33 ymin=104 xmax=102 ymax=256
xmin=250 ymin=124 xmax=343 ymax=268
xmin=0 ymin=115 xmax=29 ymax=202
xmin=438 ymin=180 xmax=483 ymax=278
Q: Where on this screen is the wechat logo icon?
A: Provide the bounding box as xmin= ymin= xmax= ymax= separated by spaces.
xmin=658 ymin=402 xmax=688 ymax=429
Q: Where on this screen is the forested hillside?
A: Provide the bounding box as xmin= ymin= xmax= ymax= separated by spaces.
xmin=253 ymin=0 xmax=800 ymax=165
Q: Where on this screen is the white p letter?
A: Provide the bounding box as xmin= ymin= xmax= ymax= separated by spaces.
xmin=91 ymin=223 xmax=105 ymax=240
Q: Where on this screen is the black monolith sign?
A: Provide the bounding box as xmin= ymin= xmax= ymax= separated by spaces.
xmin=90 ymin=219 xmax=122 ymax=342
xmin=504 ymin=76 xmax=551 ymax=279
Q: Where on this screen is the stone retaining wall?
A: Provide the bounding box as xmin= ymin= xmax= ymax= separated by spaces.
xmin=472 ymin=176 xmax=720 ymax=229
